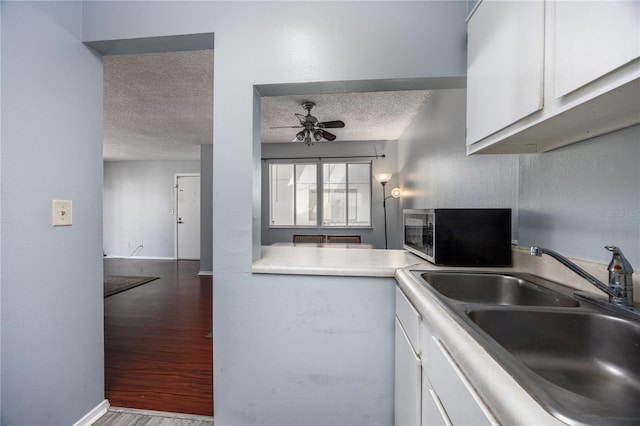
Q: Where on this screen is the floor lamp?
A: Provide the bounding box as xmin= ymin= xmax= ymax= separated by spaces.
xmin=374 ymin=173 xmax=401 ymax=249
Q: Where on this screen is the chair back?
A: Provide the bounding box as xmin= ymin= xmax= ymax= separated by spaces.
xmin=326 ymin=234 xmax=361 ymax=244
xmin=293 ymin=234 xmax=326 ymax=244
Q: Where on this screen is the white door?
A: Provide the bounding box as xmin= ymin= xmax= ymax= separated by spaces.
xmin=176 ymin=174 xmax=201 ymax=260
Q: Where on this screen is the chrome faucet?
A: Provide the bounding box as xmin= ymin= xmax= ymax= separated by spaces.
xmin=530 ymin=245 xmax=634 ymax=307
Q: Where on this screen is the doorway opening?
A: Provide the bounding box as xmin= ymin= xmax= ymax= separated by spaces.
xmin=87 ymin=33 xmax=214 ymax=417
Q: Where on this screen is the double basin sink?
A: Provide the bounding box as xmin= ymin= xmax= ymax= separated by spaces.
xmin=414 ymin=271 xmax=640 ymax=425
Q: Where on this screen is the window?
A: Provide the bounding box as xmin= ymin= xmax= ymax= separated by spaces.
xmin=269 ymin=161 xmax=371 ymax=227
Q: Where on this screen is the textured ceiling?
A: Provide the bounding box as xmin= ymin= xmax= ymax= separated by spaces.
xmin=104 ymin=50 xmax=214 ymax=161
xmin=261 ymin=91 xmax=431 ymax=143
xmin=103 ymin=50 xmax=431 ymax=161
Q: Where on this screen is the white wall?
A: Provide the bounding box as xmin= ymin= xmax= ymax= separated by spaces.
xmin=261 ymin=140 xmax=402 ymax=249
xmin=81 ymin=2 xmax=468 ymax=424
xmin=104 ymin=160 xmax=200 ymax=258
xmin=1 ymin=2 xmax=105 ymax=424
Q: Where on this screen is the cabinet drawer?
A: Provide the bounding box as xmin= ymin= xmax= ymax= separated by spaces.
xmin=426 ymin=336 xmax=495 ymax=425
xmin=395 ymin=286 xmax=420 ymax=353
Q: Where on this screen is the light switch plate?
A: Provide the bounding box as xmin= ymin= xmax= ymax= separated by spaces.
xmin=52 ymin=200 xmax=72 ymax=226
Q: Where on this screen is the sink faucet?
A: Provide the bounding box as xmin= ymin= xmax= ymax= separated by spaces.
xmin=530 ymin=245 xmax=634 ymax=307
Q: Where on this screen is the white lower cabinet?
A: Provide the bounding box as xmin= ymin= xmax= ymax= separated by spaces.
xmin=422 ymin=378 xmax=451 ymax=426
xmin=395 ymin=319 xmax=422 ymax=426
xmin=396 ymin=285 xmax=495 ymax=426
xmin=395 ymin=286 xmax=422 ymax=426
xmin=423 ymin=330 xmax=494 ymax=425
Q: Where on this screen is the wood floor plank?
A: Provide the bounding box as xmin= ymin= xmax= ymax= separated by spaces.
xmin=93 ymin=408 xmax=214 ymax=426
xmin=104 ymin=259 xmax=213 ymax=416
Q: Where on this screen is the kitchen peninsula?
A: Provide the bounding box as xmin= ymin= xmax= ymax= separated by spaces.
xmin=250 ymin=245 xmax=424 ymax=425
xmin=253 ymin=245 xmax=640 ymax=425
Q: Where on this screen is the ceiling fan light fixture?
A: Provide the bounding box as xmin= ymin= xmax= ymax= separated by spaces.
xmin=280 ymin=102 xmax=345 ymax=145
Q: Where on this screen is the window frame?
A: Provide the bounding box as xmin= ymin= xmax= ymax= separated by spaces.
xmin=268 ymin=160 xmax=373 ymax=229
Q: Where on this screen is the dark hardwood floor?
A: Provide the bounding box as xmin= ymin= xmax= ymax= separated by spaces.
xmin=104 ymin=259 xmax=213 ymax=416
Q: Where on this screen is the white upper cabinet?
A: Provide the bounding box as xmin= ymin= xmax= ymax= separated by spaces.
xmin=467 ymin=0 xmax=640 ymax=154
xmin=554 ymin=1 xmax=640 ymax=98
xmin=466 ymin=0 xmax=545 ymax=144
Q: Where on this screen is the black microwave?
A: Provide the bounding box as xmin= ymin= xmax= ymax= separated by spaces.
xmin=403 ymin=209 xmax=512 ymax=266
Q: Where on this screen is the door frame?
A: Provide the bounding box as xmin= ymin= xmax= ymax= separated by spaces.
xmin=174 ymin=173 xmax=201 ymax=260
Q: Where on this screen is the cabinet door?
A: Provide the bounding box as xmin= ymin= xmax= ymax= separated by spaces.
xmin=396 ymin=286 xmax=420 ymax=352
xmin=395 ymin=319 xmax=421 ymax=426
xmin=554 ymin=0 xmax=640 ymax=98
xmin=422 ymin=379 xmax=451 ymax=426
xmin=427 ymin=337 xmax=494 ymax=425
xmin=467 ymin=0 xmax=545 ymax=144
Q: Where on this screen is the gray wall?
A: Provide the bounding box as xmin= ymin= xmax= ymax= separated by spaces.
xmin=0 ymin=3 xmax=3 ymax=417
xmin=519 ymin=125 xmax=640 ymax=266
xmin=0 ymin=3 xmax=4 ymax=418
xmin=215 ymin=273 xmax=397 ymax=426
xmin=103 ymin=160 xmax=200 ymax=258
xmin=200 ymin=144 xmax=213 ymax=273
xmin=397 ymin=89 xmax=519 ymax=235
xmin=261 ymin=140 xmax=402 ymax=249
xmin=81 ymin=2 xmax=468 ymax=424
xmin=1 ymin=2 xmax=105 ymax=424
xmin=397 ymin=89 xmax=640 ymax=267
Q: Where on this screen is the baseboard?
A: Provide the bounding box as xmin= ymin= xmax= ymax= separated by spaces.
xmin=104 ymin=255 xmax=176 ymax=260
xmin=199 ymin=270 xmax=213 ymax=276
xmin=73 ymin=399 xmax=109 ymax=426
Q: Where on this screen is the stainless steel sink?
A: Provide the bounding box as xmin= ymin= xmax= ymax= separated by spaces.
xmin=420 ymin=272 xmax=579 ymax=307
xmin=468 ymin=308 xmax=640 ymax=423
xmin=412 ymin=270 xmax=640 ymax=425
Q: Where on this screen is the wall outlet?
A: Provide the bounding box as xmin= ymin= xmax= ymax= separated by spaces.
xmin=52 ymin=200 xmax=72 ymax=227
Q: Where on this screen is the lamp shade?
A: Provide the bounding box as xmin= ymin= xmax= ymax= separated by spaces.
xmin=374 ymin=173 xmax=392 ymax=184
xmin=390 ymin=187 xmax=402 ymax=198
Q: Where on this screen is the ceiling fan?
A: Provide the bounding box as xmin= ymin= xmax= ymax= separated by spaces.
xmin=270 ymin=101 xmax=345 ymax=145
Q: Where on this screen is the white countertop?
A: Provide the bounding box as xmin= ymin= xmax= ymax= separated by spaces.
xmin=252 ymin=245 xmax=424 ymax=277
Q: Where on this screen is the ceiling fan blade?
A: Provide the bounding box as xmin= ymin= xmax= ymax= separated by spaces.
xmin=269 ymin=125 xmax=303 ymax=129
xmin=318 ymin=120 xmax=345 ymax=129
xmin=321 ymin=130 xmax=337 ymax=141
xmin=294 ymin=113 xmax=307 ymax=125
